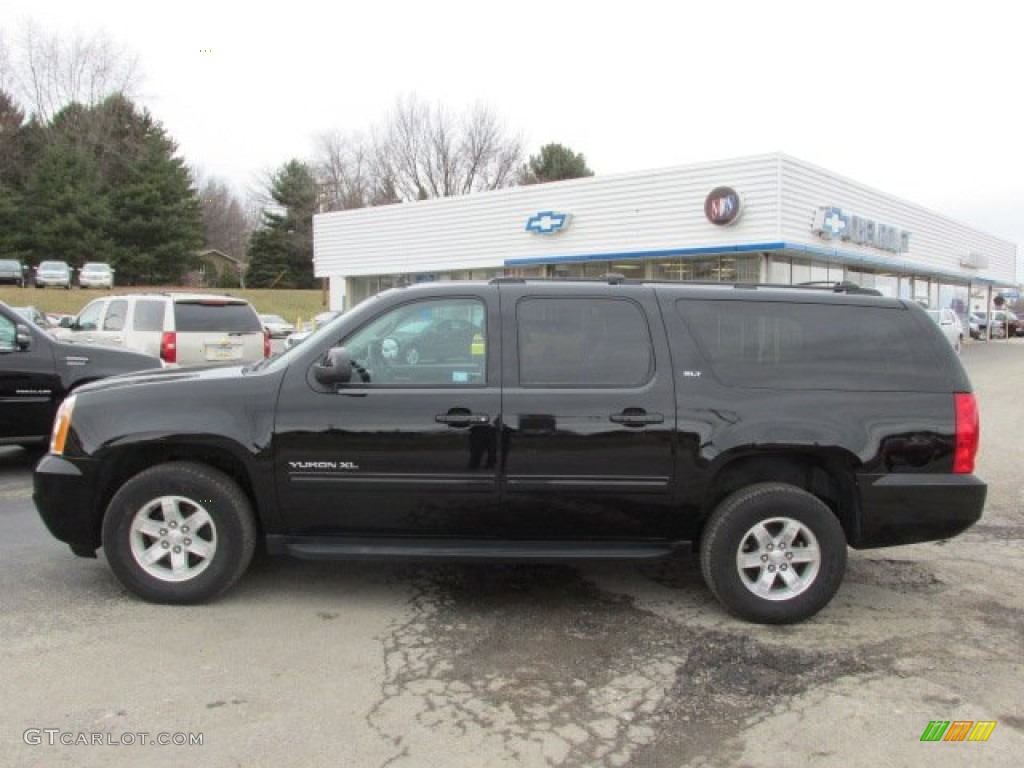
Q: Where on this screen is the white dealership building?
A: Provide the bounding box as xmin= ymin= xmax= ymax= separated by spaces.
xmin=313 ymin=153 xmax=1019 ymax=318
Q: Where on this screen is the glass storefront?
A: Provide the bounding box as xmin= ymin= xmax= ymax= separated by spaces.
xmin=343 ymin=252 xmax=975 ymax=317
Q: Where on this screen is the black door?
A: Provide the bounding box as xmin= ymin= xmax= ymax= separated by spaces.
xmin=274 ymin=293 xmax=502 ymax=536
xmin=0 ymin=313 xmax=61 ymax=443
xmin=498 ymin=284 xmax=677 ymax=539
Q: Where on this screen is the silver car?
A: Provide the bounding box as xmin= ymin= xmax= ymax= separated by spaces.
xmin=78 ymin=262 xmax=114 ymax=289
xmin=925 ymin=308 xmax=963 ymax=353
xmin=34 ymin=260 xmax=72 ymax=289
xmin=66 ymin=292 xmax=269 ymax=366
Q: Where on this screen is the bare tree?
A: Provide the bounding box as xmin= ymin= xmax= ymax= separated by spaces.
xmin=314 ymin=131 xmax=376 ymax=211
xmin=193 ymin=169 xmax=255 ymax=266
xmin=373 ymin=94 xmax=523 ymax=201
xmin=14 ymin=22 xmax=141 ymax=122
xmin=0 ymin=32 xmax=12 ymax=95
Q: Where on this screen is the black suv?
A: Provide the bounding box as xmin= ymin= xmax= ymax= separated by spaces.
xmin=33 ymin=279 xmax=986 ymax=623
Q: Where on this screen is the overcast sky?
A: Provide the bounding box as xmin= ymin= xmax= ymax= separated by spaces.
xmin=3 ymin=0 xmax=1021 ymax=280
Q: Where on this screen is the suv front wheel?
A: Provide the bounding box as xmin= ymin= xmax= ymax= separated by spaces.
xmin=102 ymin=462 xmax=256 ymax=604
xmin=700 ymin=482 xmax=847 ymax=624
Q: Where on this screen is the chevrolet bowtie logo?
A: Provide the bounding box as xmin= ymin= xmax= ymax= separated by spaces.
xmin=525 ymin=211 xmax=571 ymax=234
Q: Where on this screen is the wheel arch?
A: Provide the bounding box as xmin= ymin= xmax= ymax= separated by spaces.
xmin=698 ymin=450 xmax=860 ymax=545
xmin=93 ymin=440 xmax=264 ymax=548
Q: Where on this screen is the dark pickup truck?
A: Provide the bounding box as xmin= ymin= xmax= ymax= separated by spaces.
xmin=34 ymin=278 xmax=986 ymax=623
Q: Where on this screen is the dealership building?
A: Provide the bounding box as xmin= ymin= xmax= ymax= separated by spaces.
xmin=313 ymin=153 xmax=1019 ymax=317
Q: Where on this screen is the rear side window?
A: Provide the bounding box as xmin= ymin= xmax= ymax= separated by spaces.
xmin=677 ymin=299 xmax=942 ymax=390
xmin=103 ymin=300 xmax=127 ymax=331
xmin=133 ymin=300 xmax=166 ymax=332
xmin=174 ymin=302 xmax=262 ymax=333
xmin=517 ymin=298 xmax=653 ymax=388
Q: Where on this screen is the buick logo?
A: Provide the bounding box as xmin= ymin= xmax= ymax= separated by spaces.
xmin=704 ymin=187 xmax=742 ymax=226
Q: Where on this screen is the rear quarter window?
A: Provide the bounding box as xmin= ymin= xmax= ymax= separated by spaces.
xmin=676 ymin=299 xmax=953 ymax=391
xmin=132 ymin=300 xmax=167 ymax=332
xmin=174 ymin=302 xmax=262 ymax=333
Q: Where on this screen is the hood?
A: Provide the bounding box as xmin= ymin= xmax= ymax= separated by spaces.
xmin=73 ymin=362 xmax=250 ymax=395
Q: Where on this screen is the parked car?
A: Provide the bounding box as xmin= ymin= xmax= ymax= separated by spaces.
xmin=259 ymin=314 xmax=295 ymax=339
xmin=379 ymin=315 xmax=481 ymax=365
xmin=970 ymin=310 xmax=1022 ymax=339
xmin=0 ymin=259 xmax=28 ymax=287
xmin=78 ymin=262 xmax=114 ymax=289
xmin=63 ymin=292 xmax=270 ymax=366
xmin=0 ymin=301 xmax=162 ymax=448
xmin=34 ymin=279 xmax=985 ymax=624
xmin=925 ymin=308 xmax=963 ymax=353
xmin=285 ymin=311 xmax=342 ymax=349
xmin=33 ymin=260 xmax=72 ymax=289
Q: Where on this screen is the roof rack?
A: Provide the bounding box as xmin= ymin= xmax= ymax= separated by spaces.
xmin=795 ymin=280 xmax=884 ymax=296
xmin=488 ymin=276 xmax=887 ymax=294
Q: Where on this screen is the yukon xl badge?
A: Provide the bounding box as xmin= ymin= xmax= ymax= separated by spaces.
xmin=288 ymin=461 xmax=360 ymax=470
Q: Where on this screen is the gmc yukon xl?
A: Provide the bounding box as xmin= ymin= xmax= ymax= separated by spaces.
xmin=33 ymin=278 xmax=986 ymax=623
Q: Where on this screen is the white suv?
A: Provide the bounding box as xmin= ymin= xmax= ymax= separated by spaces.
xmin=66 ymin=293 xmax=270 ymax=365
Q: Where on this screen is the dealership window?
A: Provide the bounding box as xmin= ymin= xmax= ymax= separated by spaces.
xmin=652 ymin=259 xmax=684 ymax=281
xmin=767 ymin=255 xmax=791 ymax=284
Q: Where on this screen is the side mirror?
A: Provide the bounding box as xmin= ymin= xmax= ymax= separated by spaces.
xmin=60 ymin=317 xmax=73 ymax=328
xmin=313 ymin=346 xmax=355 ymax=388
xmin=16 ymin=323 xmax=32 ymax=350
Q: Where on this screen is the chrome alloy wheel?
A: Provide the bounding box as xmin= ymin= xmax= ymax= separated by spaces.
xmin=128 ymin=496 xmax=217 ymax=583
xmin=735 ymin=516 xmax=821 ymax=601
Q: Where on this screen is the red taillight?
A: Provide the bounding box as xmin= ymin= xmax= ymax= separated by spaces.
xmin=953 ymin=392 xmax=979 ymax=474
xmin=263 ymin=329 xmax=271 ymax=358
xmin=161 ymin=331 xmax=177 ymax=364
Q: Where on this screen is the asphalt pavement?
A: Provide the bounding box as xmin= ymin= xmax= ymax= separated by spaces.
xmin=2 ymin=339 xmax=1021 ymax=767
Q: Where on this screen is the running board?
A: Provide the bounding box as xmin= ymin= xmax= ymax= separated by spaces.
xmin=266 ymin=535 xmax=680 ymax=561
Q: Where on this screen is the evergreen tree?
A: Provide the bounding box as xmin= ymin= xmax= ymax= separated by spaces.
xmin=247 ymin=160 xmax=317 ymax=288
xmin=18 ymin=95 xmax=201 ymax=283
xmin=519 ymin=143 xmax=594 ymax=185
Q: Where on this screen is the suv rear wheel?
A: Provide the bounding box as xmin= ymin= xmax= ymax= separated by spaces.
xmin=700 ymin=482 xmax=847 ymax=624
xmin=101 ymin=462 xmax=256 ymax=604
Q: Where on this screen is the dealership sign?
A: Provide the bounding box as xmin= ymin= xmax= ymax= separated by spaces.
xmin=812 ymin=206 xmax=911 ymax=253
xmin=525 ymin=211 xmax=572 ymax=235
xmin=704 ymin=187 xmax=742 ymax=226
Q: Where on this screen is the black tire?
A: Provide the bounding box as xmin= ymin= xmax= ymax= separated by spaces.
xmin=699 ymin=482 xmax=847 ymax=624
xmin=101 ymin=462 xmax=256 ymax=604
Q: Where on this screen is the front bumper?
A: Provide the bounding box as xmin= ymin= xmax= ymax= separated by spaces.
xmin=852 ymin=473 xmax=986 ymax=548
xmin=33 ymin=453 xmax=102 ymax=556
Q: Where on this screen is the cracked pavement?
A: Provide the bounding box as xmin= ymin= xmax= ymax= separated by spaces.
xmin=2 ymin=342 xmax=1022 ymax=767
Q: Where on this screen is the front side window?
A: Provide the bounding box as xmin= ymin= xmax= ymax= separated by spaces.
xmin=516 ymin=298 xmax=654 ymax=388
xmin=76 ymin=301 xmax=105 ymax=332
xmin=341 ymin=298 xmax=486 ymax=387
xmin=0 ymin=315 xmax=16 ymax=352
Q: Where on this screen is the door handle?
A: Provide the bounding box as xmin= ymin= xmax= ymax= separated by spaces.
xmin=610 ymin=409 xmax=664 ymax=427
xmin=435 ymin=409 xmax=490 ymax=428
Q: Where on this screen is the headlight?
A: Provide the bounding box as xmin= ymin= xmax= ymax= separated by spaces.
xmin=50 ymin=395 xmax=76 ymax=455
